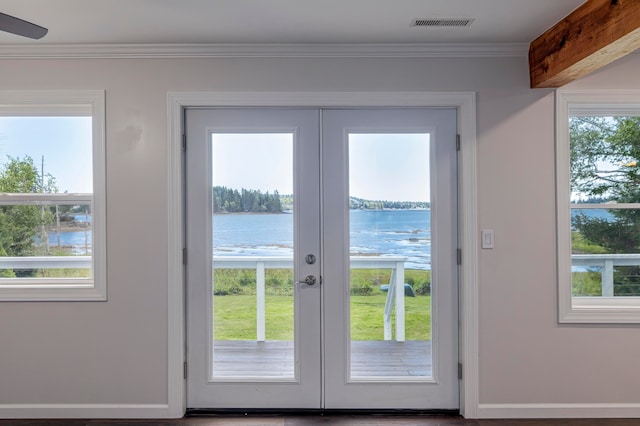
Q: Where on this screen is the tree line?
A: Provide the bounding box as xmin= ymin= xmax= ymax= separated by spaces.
xmin=214 ymin=186 xmax=431 ymax=213
xmin=213 ymin=186 xmax=283 ymax=213
xmin=214 ymin=186 xmax=432 ymax=213
xmin=349 ymin=196 xmax=430 ymax=210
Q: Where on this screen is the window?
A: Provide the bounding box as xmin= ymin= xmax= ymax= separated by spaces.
xmin=557 ymin=90 xmax=640 ymax=322
xmin=0 ymin=91 xmax=105 ymax=301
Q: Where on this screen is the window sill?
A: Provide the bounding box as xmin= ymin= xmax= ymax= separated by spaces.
xmin=0 ymin=281 xmax=106 ymax=301
xmin=560 ymin=297 xmax=640 ymax=323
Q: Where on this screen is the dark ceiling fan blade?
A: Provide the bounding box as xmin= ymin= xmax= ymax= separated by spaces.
xmin=0 ymin=12 xmax=48 ymax=39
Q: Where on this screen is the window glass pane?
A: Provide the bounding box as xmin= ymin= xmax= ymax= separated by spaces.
xmin=569 ymin=116 xmax=640 ymax=299
xmin=0 ymin=117 xmax=93 ymax=193
xmin=569 ymin=116 xmax=640 ymax=204
xmin=571 ymin=207 xmax=640 ymax=297
xmin=0 ymin=116 xmax=93 ymax=282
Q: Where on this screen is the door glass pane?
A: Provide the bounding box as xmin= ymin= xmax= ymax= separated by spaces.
xmin=211 ymin=133 xmax=295 ymax=380
xmin=348 ymin=133 xmax=432 ymax=379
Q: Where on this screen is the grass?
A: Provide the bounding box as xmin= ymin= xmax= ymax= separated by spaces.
xmin=571 ymin=231 xmax=608 ymax=296
xmin=213 ymin=294 xmax=431 ymax=341
xmin=213 ymin=268 xmax=432 ymax=296
xmin=572 ymin=270 xmax=603 ymax=296
xmin=350 ymin=295 xmax=431 ymax=340
xmin=212 ymin=268 xmax=432 ymax=340
xmin=571 ymin=231 xmax=609 ymax=254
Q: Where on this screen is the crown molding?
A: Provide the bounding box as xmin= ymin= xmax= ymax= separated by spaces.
xmin=0 ymin=42 xmax=529 ymax=59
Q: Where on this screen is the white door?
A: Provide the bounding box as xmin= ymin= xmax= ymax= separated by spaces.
xmin=185 ymin=107 xmax=458 ymax=410
xmin=322 ymin=109 xmax=458 ymax=409
xmin=185 ymin=108 xmax=322 ymax=408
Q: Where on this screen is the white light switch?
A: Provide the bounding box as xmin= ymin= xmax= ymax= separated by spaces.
xmin=481 ymin=229 xmax=494 ymax=249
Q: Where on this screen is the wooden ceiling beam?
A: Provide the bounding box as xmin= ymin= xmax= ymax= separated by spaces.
xmin=529 ymin=0 xmax=640 ymax=88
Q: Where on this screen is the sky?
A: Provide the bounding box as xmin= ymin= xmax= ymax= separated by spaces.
xmin=349 ymin=133 xmax=430 ymax=202
xmin=212 ymin=132 xmax=431 ymax=202
xmin=0 ymin=116 xmax=93 ymax=193
xmin=212 ymin=133 xmax=293 ymax=195
xmin=0 ymin=119 xmax=431 ymax=201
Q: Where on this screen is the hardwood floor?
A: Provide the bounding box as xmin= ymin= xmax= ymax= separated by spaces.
xmin=1 ymin=416 xmax=639 ymax=425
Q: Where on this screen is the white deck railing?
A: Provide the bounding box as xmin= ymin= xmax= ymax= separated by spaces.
xmin=2 ymin=252 xmax=640 ymax=335
xmin=0 ymin=256 xmax=91 ymax=287
xmin=0 ymin=256 xmax=91 ymax=269
xmin=213 ymin=255 xmax=408 ymax=342
xmin=572 ymin=253 xmax=640 ymax=297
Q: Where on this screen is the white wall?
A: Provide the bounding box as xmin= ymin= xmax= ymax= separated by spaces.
xmin=0 ymin=53 xmax=639 ymax=417
xmin=479 ymin=53 xmax=640 ymax=403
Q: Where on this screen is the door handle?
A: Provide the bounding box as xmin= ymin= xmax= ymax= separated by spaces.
xmin=295 ymin=275 xmax=317 ymax=286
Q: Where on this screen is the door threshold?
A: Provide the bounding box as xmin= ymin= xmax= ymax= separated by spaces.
xmin=186 ymin=408 xmax=460 ymax=417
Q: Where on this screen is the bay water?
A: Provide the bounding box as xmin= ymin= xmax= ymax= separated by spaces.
xmin=51 ymin=210 xmax=432 ymax=268
xmin=212 ymin=209 xmax=431 ymax=269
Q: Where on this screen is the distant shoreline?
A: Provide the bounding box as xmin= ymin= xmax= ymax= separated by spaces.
xmin=214 ymin=211 xmax=290 ymax=215
xmin=48 ymin=223 xmax=91 ymax=233
xmin=214 ymin=208 xmax=429 ymax=215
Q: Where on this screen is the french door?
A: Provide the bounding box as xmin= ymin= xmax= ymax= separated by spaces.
xmin=185 ymin=107 xmax=458 ymax=410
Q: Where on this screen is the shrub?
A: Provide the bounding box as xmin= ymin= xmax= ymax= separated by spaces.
xmin=414 ymin=282 xmax=431 ymax=295
xmin=351 ymin=281 xmax=374 ymax=295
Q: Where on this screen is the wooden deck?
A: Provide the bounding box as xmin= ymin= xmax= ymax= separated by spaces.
xmin=212 ymin=340 xmax=432 ymax=379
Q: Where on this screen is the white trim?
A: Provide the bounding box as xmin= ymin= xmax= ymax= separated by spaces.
xmin=167 ymin=93 xmax=186 ymax=418
xmin=0 ymin=404 xmax=171 ymax=419
xmin=457 ymin=93 xmax=478 ymax=418
xmin=556 ymin=89 xmax=640 ymax=323
xmin=477 ymin=403 xmax=640 ymax=419
xmin=571 ymin=203 xmax=640 ymax=209
xmin=0 ymin=193 xmax=91 ymax=204
xmin=167 ymin=92 xmax=478 ymax=417
xmin=0 ymin=42 xmax=528 ymax=59
xmin=0 ymin=90 xmax=97 ymax=111
xmin=0 ymin=105 xmax=92 ymax=116
xmin=168 ymin=91 xmax=476 ymax=108
xmin=0 ymin=90 xmax=106 ymax=302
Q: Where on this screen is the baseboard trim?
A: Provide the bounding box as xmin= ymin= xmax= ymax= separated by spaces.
xmin=477 ymin=403 xmax=640 ymax=418
xmin=0 ymin=403 xmax=172 ymax=419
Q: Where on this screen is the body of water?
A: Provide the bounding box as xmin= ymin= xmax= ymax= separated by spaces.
xmin=571 ymin=208 xmax=616 ymax=222
xmin=212 ymin=209 xmax=431 ymax=269
xmin=47 ymin=230 xmax=91 ymax=252
xmin=46 ymin=215 xmax=92 ymax=254
xmin=50 ymin=210 xmax=432 ymax=267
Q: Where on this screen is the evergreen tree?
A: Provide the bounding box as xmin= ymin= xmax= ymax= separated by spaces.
xmin=212 ymin=186 xmax=284 ymax=213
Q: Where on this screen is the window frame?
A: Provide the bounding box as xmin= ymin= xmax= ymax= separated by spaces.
xmin=0 ymin=90 xmax=106 ymax=301
xmin=557 ymin=89 xmax=640 ymax=323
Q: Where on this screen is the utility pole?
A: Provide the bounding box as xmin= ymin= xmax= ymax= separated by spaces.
xmin=40 ymin=155 xmax=49 ymax=255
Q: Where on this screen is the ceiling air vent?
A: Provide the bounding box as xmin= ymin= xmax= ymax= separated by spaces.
xmin=412 ymin=18 xmax=474 ymax=27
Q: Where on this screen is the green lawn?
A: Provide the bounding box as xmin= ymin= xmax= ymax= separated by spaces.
xmin=213 ymin=294 xmax=431 ymax=341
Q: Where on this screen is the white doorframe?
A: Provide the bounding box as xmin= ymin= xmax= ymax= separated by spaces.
xmin=166 ymin=92 xmax=478 ymax=418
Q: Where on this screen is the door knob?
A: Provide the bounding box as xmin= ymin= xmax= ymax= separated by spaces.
xmin=295 ymin=275 xmax=317 ymax=286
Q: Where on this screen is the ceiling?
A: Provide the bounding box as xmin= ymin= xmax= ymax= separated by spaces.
xmin=0 ymin=0 xmax=586 ymax=47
